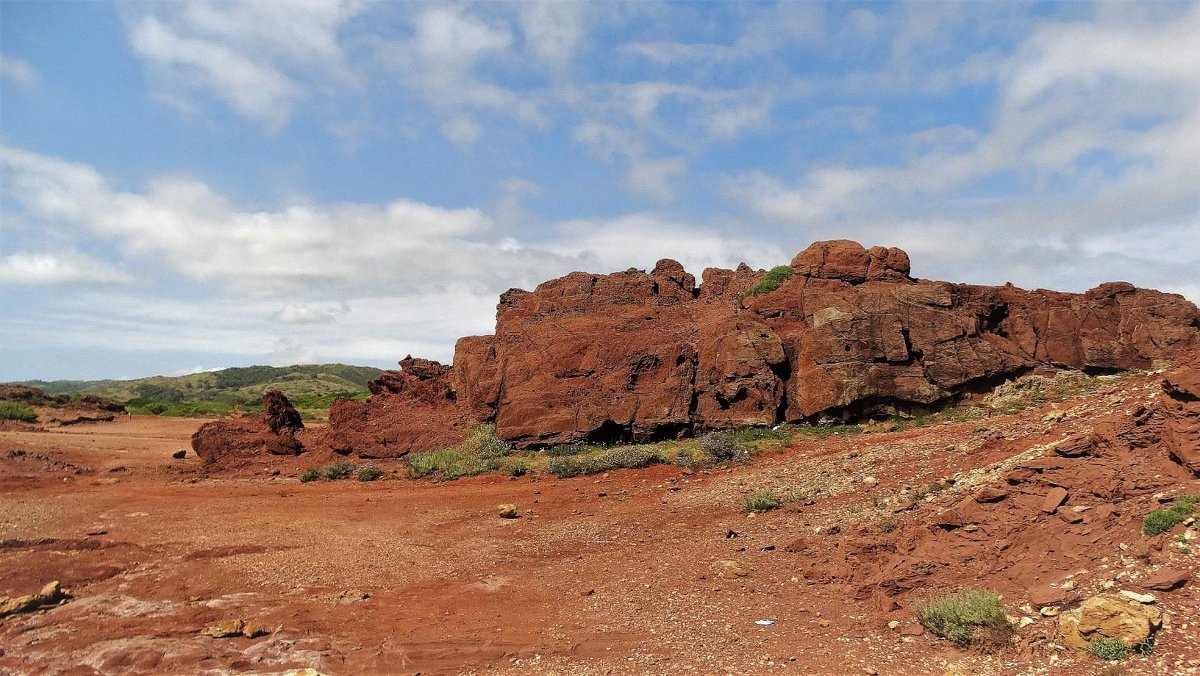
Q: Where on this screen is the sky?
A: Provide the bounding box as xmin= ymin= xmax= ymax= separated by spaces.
xmin=1 ymin=1 xmax=1198 ymax=381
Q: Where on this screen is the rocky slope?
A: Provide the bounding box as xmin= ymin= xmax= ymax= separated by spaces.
xmin=197 ymin=240 xmax=1199 ymax=460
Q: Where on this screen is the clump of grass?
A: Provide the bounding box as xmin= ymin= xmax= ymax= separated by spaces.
xmin=732 ymin=426 xmax=791 ymax=443
xmin=914 ymin=589 xmax=1010 ymax=647
xmin=547 ymin=446 xmax=661 ymax=479
xmin=405 ymin=424 xmax=513 ymax=480
xmin=911 ymin=480 xmax=951 ymax=501
xmin=1089 ymin=637 xmax=1130 ymax=661
xmin=1142 ymin=495 xmax=1200 ymax=536
xmin=299 ymin=467 xmax=322 ymax=483
xmin=357 ymin=466 xmax=383 ymax=482
xmin=545 ymin=442 xmax=596 ymax=457
xmin=322 ymin=460 xmax=355 ymax=480
xmin=880 ymin=518 xmax=899 ymax=533
xmin=745 ymin=488 xmax=783 ymax=512
xmin=740 ymin=265 xmax=793 ymax=300
xmin=0 ymin=401 xmax=38 ymax=423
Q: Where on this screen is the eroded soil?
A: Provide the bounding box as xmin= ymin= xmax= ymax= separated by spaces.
xmin=2 ymin=374 xmax=1199 ymax=675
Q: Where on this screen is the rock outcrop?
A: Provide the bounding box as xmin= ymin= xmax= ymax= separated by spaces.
xmin=311 ymin=240 xmax=1198 ymax=456
xmin=191 ymin=390 xmax=304 ymax=465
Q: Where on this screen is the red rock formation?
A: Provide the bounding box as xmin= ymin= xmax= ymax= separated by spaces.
xmin=313 ymin=240 xmax=1199 ymax=456
xmin=191 ymin=390 xmax=303 ymax=465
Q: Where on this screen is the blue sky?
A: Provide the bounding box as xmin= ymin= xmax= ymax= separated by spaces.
xmin=2 ymin=1 xmax=1198 ymax=381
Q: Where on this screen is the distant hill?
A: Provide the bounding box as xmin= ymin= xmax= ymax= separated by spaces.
xmin=13 ymin=364 xmax=384 ymax=418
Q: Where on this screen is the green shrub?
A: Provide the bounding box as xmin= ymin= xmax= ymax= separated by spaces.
xmin=322 ymin=461 xmax=355 ymax=480
xmin=404 ymin=425 xmax=511 ymax=480
xmin=880 ymin=518 xmax=899 ymax=533
xmin=0 ymin=401 xmax=38 ymax=422
xmin=299 ymin=468 xmax=321 ymax=483
xmin=357 ymin=466 xmax=383 ymax=482
xmin=546 ymin=442 xmax=594 ymax=457
xmin=547 ymin=447 xmax=660 ymax=479
xmin=733 ymin=426 xmax=791 ymax=443
xmin=1089 ymin=637 xmax=1130 ymax=661
xmin=914 ymin=589 xmax=1010 ymax=647
xmin=699 ymin=430 xmax=744 ymax=463
xmin=740 ymin=265 xmax=793 ymax=299
xmin=1142 ymin=495 xmax=1200 ymax=536
xmin=745 ymin=489 xmax=783 ymax=512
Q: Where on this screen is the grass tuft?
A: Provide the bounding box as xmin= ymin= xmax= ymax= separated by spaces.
xmin=0 ymin=401 xmax=38 ymax=422
xmin=740 ymin=265 xmax=793 ymax=300
xmin=1142 ymin=495 xmax=1200 ymax=536
xmin=1088 ymin=637 xmax=1130 ymax=661
xmin=914 ymin=589 xmax=1010 ymax=647
xmin=745 ymin=488 xmax=784 ymax=512
xmin=357 ymin=466 xmax=383 ymax=482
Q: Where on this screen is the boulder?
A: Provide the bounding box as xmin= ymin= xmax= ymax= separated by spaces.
xmin=1058 ymin=594 xmax=1163 ymax=652
xmin=191 ymin=391 xmax=303 ymax=466
xmin=1141 ymin=568 xmax=1191 ymax=592
xmin=0 ymin=581 xmax=66 ymax=617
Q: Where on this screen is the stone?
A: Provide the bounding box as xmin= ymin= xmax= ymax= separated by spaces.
xmin=201 ymin=619 xmax=246 ymax=638
xmin=172 ymin=449 xmax=187 ymax=459
xmin=1058 ymin=594 xmax=1164 ymax=653
xmin=0 ymin=580 xmax=66 ymax=617
xmin=338 ymin=589 xmax=370 ymax=604
xmin=1029 ymin=583 xmax=1074 ymax=608
xmin=1041 ymin=487 xmax=1069 ymax=514
xmin=497 ymin=504 xmax=519 ymax=519
xmin=714 ymin=560 xmax=750 ymax=578
xmin=1142 ymin=568 xmax=1191 ymax=591
xmin=974 ymin=487 xmax=1009 ymax=503
xmin=191 ymin=391 xmax=303 ymax=466
xmin=1118 ymin=590 xmax=1155 ymax=604
xmin=241 ymin=621 xmax=269 ymax=638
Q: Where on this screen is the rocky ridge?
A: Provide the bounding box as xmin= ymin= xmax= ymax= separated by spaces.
xmin=196 ymin=240 xmax=1199 ymax=461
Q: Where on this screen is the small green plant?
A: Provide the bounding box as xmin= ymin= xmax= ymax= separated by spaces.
xmin=322 ymin=460 xmax=355 ymax=480
xmin=299 ymin=468 xmax=321 ymax=483
xmin=404 ymin=425 xmax=512 ymax=480
xmin=740 ymin=265 xmax=793 ymax=300
xmin=547 ymin=446 xmax=661 ymax=479
xmin=357 ymin=466 xmax=383 ymax=482
xmin=880 ymin=518 xmax=899 ymax=533
xmin=1088 ymin=637 xmax=1130 ymax=661
xmin=914 ymin=589 xmax=1010 ymax=647
xmin=745 ymin=488 xmax=783 ymax=512
xmin=1142 ymin=495 xmax=1200 ymax=536
xmin=0 ymin=401 xmax=38 ymax=422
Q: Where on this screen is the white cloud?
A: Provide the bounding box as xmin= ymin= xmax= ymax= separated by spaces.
xmin=273 ymin=303 xmax=345 ymax=325
xmin=128 ymin=2 xmax=363 ymax=129
xmin=0 ymin=252 xmax=133 ymax=286
xmin=622 ymin=156 xmax=686 ymax=202
xmin=517 ymin=0 xmax=585 ymax=68
xmin=0 ymin=54 xmax=38 ymax=87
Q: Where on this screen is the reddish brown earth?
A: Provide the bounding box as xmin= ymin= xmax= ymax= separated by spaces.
xmin=272 ymin=240 xmax=1198 ymax=460
xmin=3 ymin=352 xmax=1199 ymax=675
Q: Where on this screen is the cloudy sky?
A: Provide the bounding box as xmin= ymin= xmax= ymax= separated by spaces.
xmin=2 ymin=1 xmax=1198 ymax=381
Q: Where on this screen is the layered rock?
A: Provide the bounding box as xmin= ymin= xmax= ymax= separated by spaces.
xmin=191 ymin=390 xmax=304 ymax=465
xmin=315 ymin=240 xmax=1199 ymax=455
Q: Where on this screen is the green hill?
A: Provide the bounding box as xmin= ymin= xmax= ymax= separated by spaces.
xmin=14 ymin=364 xmax=384 ymax=418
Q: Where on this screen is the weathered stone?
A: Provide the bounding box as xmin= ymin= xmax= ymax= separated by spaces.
xmin=1041 ymin=487 xmax=1069 ymax=514
xmin=1141 ymin=568 xmax=1191 ymax=591
xmin=497 ymin=504 xmax=519 ymax=519
xmin=0 ymin=580 xmax=65 ymax=617
xmin=1058 ymin=594 xmax=1164 ymax=653
xmin=191 ymin=391 xmax=303 ymax=466
xmin=201 ymin=618 xmax=245 ymax=638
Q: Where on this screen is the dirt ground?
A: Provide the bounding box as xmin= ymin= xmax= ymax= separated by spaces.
xmin=2 ymin=375 xmax=1198 ymax=675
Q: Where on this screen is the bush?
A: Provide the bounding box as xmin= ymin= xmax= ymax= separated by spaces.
xmin=699 ymin=430 xmax=744 ymax=463
xmin=745 ymin=489 xmax=783 ymax=512
xmin=1089 ymin=637 xmax=1130 ymax=661
xmin=404 ymin=425 xmax=511 ymax=480
xmin=0 ymin=401 xmax=38 ymax=422
xmin=299 ymin=468 xmax=321 ymax=483
xmin=880 ymin=518 xmax=899 ymax=533
xmin=914 ymin=589 xmax=1010 ymax=647
xmin=357 ymin=466 xmax=383 ymax=482
xmin=1142 ymin=495 xmax=1200 ymax=536
xmin=547 ymin=447 xmax=660 ymax=479
xmin=322 ymin=461 xmax=355 ymax=480
xmin=741 ymin=265 xmax=793 ymax=299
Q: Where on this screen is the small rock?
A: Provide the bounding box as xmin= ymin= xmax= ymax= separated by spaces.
xmin=1041 ymin=487 xmax=1069 ymax=514
xmin=974 ymin=487 xmax=1009 ymax=503
xmin=242 ymin=620 xmax=269 ymax=638
xmin=1019 ymin=617 xmax=1035 ymax=628
xmin=338 ymin=589 xmax=370 ymax=604
xmin=201 ymin=619 xmax=245 ymax=638
xmin=818 ymin=619 xmax=831 ymax=628
xmin=714 ymin=560 xmax=750 ymax=579
xmin=1118 ymin=590 xmax=1155 ymax=604
xmin=497 ymin=504 xmax=519 ymax=519
xmin=887 ymin=620 xmax=901 ymax=630
xmin=1039 ymin=606 xmax=1060 ymax=617
xmin=1142 ymin=568 xmax=1191 ymax=591
xmin=862 ymin=476 xmax=878 ymax=486
xmin=172 ymin=449 xmax=187 ymax=459
xmin=962 ymin=524 xmax=979 ymax=533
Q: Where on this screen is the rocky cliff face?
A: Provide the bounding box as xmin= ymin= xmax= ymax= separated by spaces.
xmin=306 ymin=240 xmax=1199 ymax=457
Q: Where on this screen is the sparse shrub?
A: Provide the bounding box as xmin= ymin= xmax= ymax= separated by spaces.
xmin=322 ymin=460 xmax=355 ymax=480
xmin=299 ymin=468 xmax=321 ymax=483
xmin=914 ymin=589 xmax=1010 ymax=647
xmin=546 ymin=442 xmax=593 ymax=457
xmin=699 ymin=430 xmax=744 ymax=463
xmin=740 ymin=265 xmax=793 ymax=300
xmin=1089 ymin=637 xmax=1130 ymax=661
xmin=1142 ymin=495 xmax=1200 ymax=536
xmin=547 ymin=446 xmax=660 ymax=479
xmin=672 ymin=448 xmax=701 ymax=469
xmin=404 ymin=425 xmax=511 ymax=480
xmin=880 ymin=518 xmax=899 ymax=533
xmin=0 ymin=401 xmax=38 ymax=422
xmin=745 ymin=488 xmax=783 ymax=512
xmin=357 ymin=466 xmax=383 ymax=482
xmin=733 ymin=426 xmax=791 ymax=443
